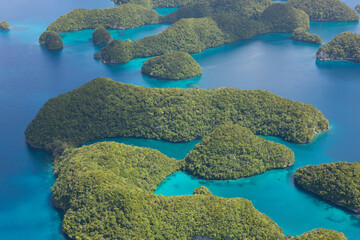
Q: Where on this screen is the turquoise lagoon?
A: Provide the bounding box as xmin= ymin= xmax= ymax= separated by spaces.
xmin=1 ymin=0 xmax=360 ymax=239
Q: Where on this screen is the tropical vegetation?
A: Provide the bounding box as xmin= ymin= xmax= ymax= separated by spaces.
xmin=316 ymin=32 xmax=360 ymax=62
xmin=184 ymin=123 xmax=295 ymax=180
xmin=293 ymin=228 xmax=347 ymax=240
xmin=141 ymin=51 xmax=202 ymax=80
xmin=93 ymin=26 xmax=113 ymax=44
xmin=294 ymin=162 xmax=360 ymax=213
xmin=39 ymin=31 xmax=63 ymax=50
xmin=288 ymin=0 xmax=359 ymax=22
xmin=291 ymin=27 xmax=322 ymax=44
xmin=53 ymin=141 xmax=346 ymax=239
xmin=46 ymin=4 xmax=160 ymax=32
xmin=25 ymin=77 xmax=329 ymax=153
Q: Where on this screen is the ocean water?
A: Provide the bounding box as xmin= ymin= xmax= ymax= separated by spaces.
xmin=0 ymin=0 xmax=360 ymax=239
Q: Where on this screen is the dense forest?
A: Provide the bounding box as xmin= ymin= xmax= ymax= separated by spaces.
xmin=92 ymin=26 xmax=113 ymax=44
xmin=288 ymin=0 xmax=359 ymax=22
xmin=294 ymin=162 xmax=360 ymax=213
xmin=46 ymin=4 xmax=160 ymax=32
xmin=25 ymin=77 xmax=329 ymax=153
xmin=317 ymin=32 xmax=360 ymax=62
xmin=184 ymin=123 xmax=294 ymax=180
xmin=141 ymin=51 xmax=202 ymax=80
xmin=52 ymin=141 xmax=346 ymax=239
xmin=39 ymin=31 xmax=63 ymax=50
xmin=291 ymin=27 xmax=322 ymax=44
xmin=100 ymin=3 xmax=309 ymax=63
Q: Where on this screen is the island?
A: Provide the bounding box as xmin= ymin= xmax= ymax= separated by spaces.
xmin=92 ymin=26 xmax=113 ymax=44
xmin=316 ymin=32 xmax=360 ymax=62
xmin=94 ymin=52 xmax=101 ymax=59
xmin=52 ymin=141 xmax=345 ymax=239
xmin=293 ymin=228 xmax=347 ymax=240
xmin=25 ymin=77 xmax=329 ymax=153
xmin=184 ymin=123 xmax=295 ymax=180
xmin=294 ymin=162 xmax=360 ymax=213
xmin=39 ymin=31 xmax=63 ymax=50
xmin=356 ymin=5 xmax=360 ymax=11
xmin=46 ymin=4 xmax=160 ymax=32
xmin=287 ymin=0 xmax=359 ymax=22
xmin=291 ymin=27 xmax=322 ymax=44
xmin=0 ymin=21 xmax=10 ymax=30
xmin=100 ymin=2 xmax=310 ymax=64
xmin=141 ymin=51 xmax=202 ymax=80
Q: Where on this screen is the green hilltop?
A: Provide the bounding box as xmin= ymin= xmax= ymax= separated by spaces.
xmin=25 ymin=77 xmax=329 ymax=153
xmin=295 ymin=162 xmax=360 ymax=213
xmin=184 ymin=123 xmax=295 ymax=180
xmin=141 ymin=51 xmax=202 ymax=80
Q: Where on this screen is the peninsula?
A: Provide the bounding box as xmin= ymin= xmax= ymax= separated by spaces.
xmin=294 ymin=162 xmax=360 ymax=213
xmin=184 ymin=123 xmax=295 ymax=180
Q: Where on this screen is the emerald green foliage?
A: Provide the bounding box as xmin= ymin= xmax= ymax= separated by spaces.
xmin=185 ymin=123 xmax=295 ymax=180
xmin=141 ymin=51 xmax=202 ymax=80
xmin=47 ymin=4 xmax=160 ymax=32
xmin=316 ymin=32 xmax=360 ymax=62
xmin=92 ymin=26 xmax=112 ymax=44
xmin=25 ymin=77 xmax=329 ymax=152
xmin=53 ymin=142 xmax=290 ymax=239
xmin=101 ymin=17 xmax=226 ymax=63
xmin=101 ymin=3 xmax=309 ymax=64
xmin=291 ymin=27 xmax=322 ymax=44
xmin=294 ymin=228 xmax=347 ymax=240
xmin=288 ymin=0 xmax=359 ymax=22
xmin=161 ymin=0 xmax=273 ymax=23
xmin=259 ymin=3 xmax=309 ymax=33
xmin=113 ymin=0 xmax=207 ymax=8
xmin=39 ymin=31 xmax=63 ymax=50
xmin=294 ymin=162 xmax=360 ymax=213
xmin=193 ymin=186 xmax=213 ymax=195
xmin=0 ymin=21 xmax=10 ymax=30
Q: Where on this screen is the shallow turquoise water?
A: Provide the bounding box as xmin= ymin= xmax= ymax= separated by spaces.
xmin=1 ymin=0 xmax=360 ymax=239
xmin=154 ymin=7 xmax=179 ymax=15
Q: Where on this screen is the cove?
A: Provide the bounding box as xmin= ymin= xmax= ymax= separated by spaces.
xmin=0 ymin=0 xmax=360 ymax=239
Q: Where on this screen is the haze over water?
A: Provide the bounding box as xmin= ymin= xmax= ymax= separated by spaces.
xmin=0 ymin=0 xmax=360 ymax=239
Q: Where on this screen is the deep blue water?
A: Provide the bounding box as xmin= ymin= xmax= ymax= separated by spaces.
xmin=0 ymin=0 xmax=360 ymax=239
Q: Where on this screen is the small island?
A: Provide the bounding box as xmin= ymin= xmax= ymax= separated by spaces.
xmin=294 ymin=228 xmax=347 ymax=240
xmin=294 ymin=162 xmax=360 ymax=213
xmin=356 ymin=4 xmax=360 ymax=11
xmin=92 ymin=26 xmax=113 ymax=44
xmin=39 ymin=31 xmax=63 ymax=50
xmin=0 ymin=21 xmax=10 ymax=30
xmin=141 ymin=51 xmax=202 ymax=80
xmin=316 ymin=32 xmax=360 ymax=62
xmin=25 ymin=77 xmax=329 ymax=153
xmin=291 ymin=27 xmax=322 ymax=44
xmin=184 ymin=123 xmax=294 ymax=180
xmin=288 ymin=0 xmax=359 ymax=22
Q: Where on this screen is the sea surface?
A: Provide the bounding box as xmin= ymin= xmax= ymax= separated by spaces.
xmin=0 ymin=0 xmax=360 ymax=239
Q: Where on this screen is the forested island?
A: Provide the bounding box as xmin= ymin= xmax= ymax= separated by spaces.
xmin=184 ymin=123 xmax=295 ymax=180
xmin=39 ymin=31 xmax=63 ymax=50
xmin=316 ymin=32 xmax=360 ymax=62
xmin=294 ymin=162 xmax=360 ymax=213
xmin=25 ymin=77 xmax=329 ymax=153
xmin=287 ymin=0 xmax=359 ymax=22
xmin=141 ymin=51 xmax=202 ymax=80
xmin=51 ymin=141 xmax=345 ymax=239
xmin=291 ymin=28 xmax=322 ymax=44
xmin=46 ymin=4 xmax=160 ymax=32
xmin=100 ymin=2 xmax=310 ymax=63
xmin=92 ymin=26 xmax=113 ymax=44
xmin=0 ymin=21 xmax=10 ymax=30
